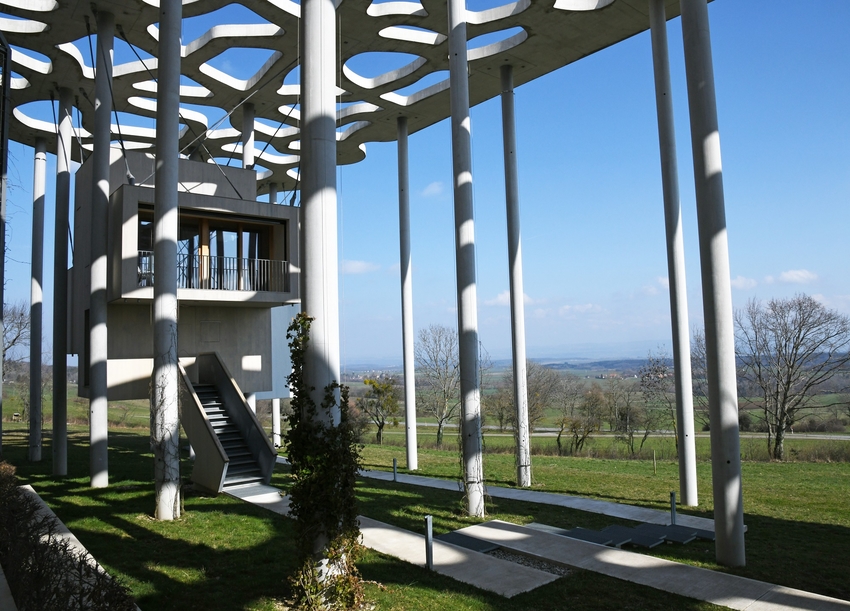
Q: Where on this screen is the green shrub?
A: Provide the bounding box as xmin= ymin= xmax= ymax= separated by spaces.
xmin=0 ymin=462 xmax=136 ymax=611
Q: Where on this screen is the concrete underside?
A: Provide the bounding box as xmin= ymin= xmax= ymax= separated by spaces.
xmin=6 ymin=0 xmax=694 ymax=192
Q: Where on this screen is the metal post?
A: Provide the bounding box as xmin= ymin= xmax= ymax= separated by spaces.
xmin=269 ymin=182 xmax=278 ymax=205
xmin=242 ymin=102 xmax=255 ymax=170
xmin=272 ymin=397 xmax=281 ymax=446
xmin=670 ymin=491 xmax=677 ymax=525
xmin=152 ymin=0 xmax=183 ymax=520
xmin=28 ymin=138 xmax=46 ymax=462
xmin=53 ymin=88 xmax=72 ymax=476
xmin=424 ymin=515 xmax=434 ymax=570
xmin=300 ymin=0 xmax=341 ymax=420
xmin=447 ymin=0 xmax=484 ymax=519
xmin=500 ymin=65 xmax=531 ymax=488
xmin=397 ymin=116 xmax=418 ymax=471
xmin=392 ymin=457 xmax=398 ymax=482
xmin=89 ymin=9 xmax=114 ymax=488
xmin=649 ymin=0 xmax=698 ymax=506
xmin=680 ymin=0 xmax=745 ymax=567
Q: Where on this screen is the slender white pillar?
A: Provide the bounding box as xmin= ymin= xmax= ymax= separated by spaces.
xmin=152 ymin=0 xmax=182 ymax=521
xmin=89 ymin=10 xmax=114 ymax=488
xmin=649 ymin=0 xmax=698 ymax=507
xmin=269 ymin=182 xmax=278 ymax=205
xmin=246 ymin=393 xmax=256 ymax=413
xmin=680 ymin=0 xmax=745 ymax=567
xmin=447 ymin=0 xmax=484 ymax=518
xmin=300 ymin=0 xmax=340 ymax=419
xmin=500 ymin=66 xmax=531 ymax=488
xmin=28 ymin=138 xmax=46 ymax=462
xmin=53 ymin=88 xmax=72 ymax=476
xmin=272 ymin=397 xmax=281 ymax=446
xmin=243 ymin=103 xmax=255 ymax=170
xmin=397 ymin=116 xmax=418 ymax=471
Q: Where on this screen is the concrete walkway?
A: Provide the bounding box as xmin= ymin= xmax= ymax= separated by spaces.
xmin=224 ymin=483 xmax=554 ymax=598
xmin=456 ymin=520 xmax=850 ymax=611
xmin=358 ymin=467 xmax=719 ymax=531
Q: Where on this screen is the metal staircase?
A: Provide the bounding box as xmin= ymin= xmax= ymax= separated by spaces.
xmin=194 ymin=384 xmax=264 ymax=488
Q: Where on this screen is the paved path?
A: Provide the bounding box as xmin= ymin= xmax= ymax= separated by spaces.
xmin=223 ymin=482 xmax=554 ymax=598
xmin=358 ymin=468 xmax=719 ymax=531
xmin=457 ymin=520 xmax=850 ymax=611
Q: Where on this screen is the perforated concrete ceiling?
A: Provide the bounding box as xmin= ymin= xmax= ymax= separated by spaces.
xmin=2 ymin=0 xmax=684 ymax=193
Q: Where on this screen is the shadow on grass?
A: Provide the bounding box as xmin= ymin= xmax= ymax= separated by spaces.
xmin=3 ymin=428 xmax=848 ymax=609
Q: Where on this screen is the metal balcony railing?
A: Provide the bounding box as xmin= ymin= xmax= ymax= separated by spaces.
xmin=138 ymin=251 xmax=289 ymax=292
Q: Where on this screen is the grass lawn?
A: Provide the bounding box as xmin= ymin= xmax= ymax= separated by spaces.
xmin=1 ymin=424 xmax=847 ymax=609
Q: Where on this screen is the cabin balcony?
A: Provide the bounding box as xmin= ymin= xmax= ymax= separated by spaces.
xmin=137 ymin=252 xmax=290 ymax=293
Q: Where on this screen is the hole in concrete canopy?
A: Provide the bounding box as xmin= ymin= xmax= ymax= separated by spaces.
xmin=390 ymin=70 xmax=447 ymax=97
xmin=467 ymin=0 xmax=518 ymax=10
xmin=378 ymin=25 xmax=446 ymax=46
xmin=467 ymin=26 xmax=526 ymax=54
xmin=181 ymin=4 xmax=273 ymax=42
xmin=204 ymin=47 xmax=278 ymax=81
xmin=552 ymin=0 xmax=615 ymax=11
xmin=344 ymin=51 xmax=422 ymax=80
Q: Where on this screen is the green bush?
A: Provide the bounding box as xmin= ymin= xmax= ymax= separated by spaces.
xmin=0 ymin=462 xmax=136 ymax=611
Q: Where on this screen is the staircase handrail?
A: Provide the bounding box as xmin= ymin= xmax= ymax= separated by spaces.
xmin=178 ymin=361 xmax=229 ymax=493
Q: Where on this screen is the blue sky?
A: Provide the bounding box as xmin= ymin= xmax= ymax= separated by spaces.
xmin=4 ymin=0 xmax=849 ymax=367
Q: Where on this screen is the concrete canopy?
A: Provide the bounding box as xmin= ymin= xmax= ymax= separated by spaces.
xmin=3 ymin=0 xmax=684 ymax=193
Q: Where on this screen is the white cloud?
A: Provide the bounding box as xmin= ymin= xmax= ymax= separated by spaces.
xmin=730 ymin=275 xmax=757 ymax=290
xmin=559 ymin=303 xmax=597 ymax=316
xmin=779 ymin=269 xmax=818 ymax=284
xmin=764 ymin=275 xmax=775 ymax=284
xmin=485 ymin=290 xmax=536 ymax=306
xmin=657 ymin=276 xmax=669 ymax=289
xmin=421 ymin=181 xmax=444 ymax=197
xmin=340 ymin=259 xmax=379 ymax=274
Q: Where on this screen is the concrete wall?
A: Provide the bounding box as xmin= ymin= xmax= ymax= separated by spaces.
xmin=69 ymin=148 xmax=299 ymax=401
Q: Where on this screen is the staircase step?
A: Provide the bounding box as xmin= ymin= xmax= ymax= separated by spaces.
xmin=223 ymin=475 xmax=264 ymax=488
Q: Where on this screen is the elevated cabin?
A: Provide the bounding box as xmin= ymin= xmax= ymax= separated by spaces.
xmin=69 ymin=149 xmax=299 ymax=400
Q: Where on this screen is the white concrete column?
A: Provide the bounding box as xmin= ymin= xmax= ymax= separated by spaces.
xmin=246 ymin=393 xmax=256 ymax=413
xmin=500 ymin=65 xmax=531 ymax=488
xmin=397 ymin=116 xmax=418 ymax=471
xmin=53 ymin=88 xmax=72 ymax=476
xmin=152 ymin=0 xmax=182 ymax=521
xmin=243 ymin=103 xmax=255 ymax=170
xmin=269 ymin=182 xmax=278 ymax=204
xmin=680 ymin=0 xmax=745 ymax=567
xmin=28 ymin=137 xmax=46 ymax=463
xmin=649 ymin=0 xmax=698 ymax=507
xmin=89 ymin=9 xmax=114 ymax=488
xmin=300 ymin=0 xmax=341 ymax=420
xmin=448 ymin=0 xmax=484 ymax=518
xmin=272 ymin=397 xmax=281 ymax=446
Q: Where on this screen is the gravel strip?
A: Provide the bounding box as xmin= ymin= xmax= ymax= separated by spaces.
xmin=487 ymin=548 xmax=572 ymax=577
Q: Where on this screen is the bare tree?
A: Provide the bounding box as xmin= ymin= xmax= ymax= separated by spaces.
xmin=557 ymin=381 xmax=602 ymax=455
xmin=495 ymin=361 xmax=559 ymax=433
xmin=3 ymin=301 xmax=30 ymax=363
xmin=357 ymin=377 xmax=401 ymax=445
xmin=606 ymin=377 xmax=655 ymax=456
xmin=639 ymin=350 xmax=678 ymax=450
xmin=487 ymin=381 xmax=514 ymax=432
xmin=415 ymin=325 xmax=460 ymax=447
xmin=554 ymin=373 xmax=584 ymax=455
xmin=735 ymin=294 xmax=850 ymax=460
xmin=690 ymin=329 xmax=710 ymax=430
